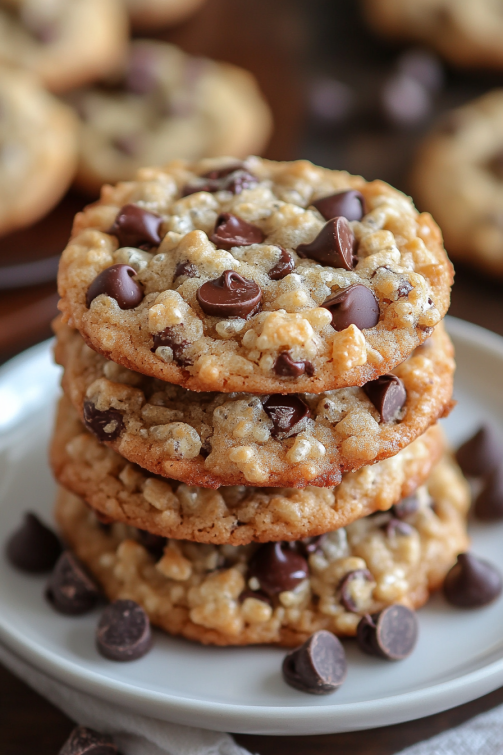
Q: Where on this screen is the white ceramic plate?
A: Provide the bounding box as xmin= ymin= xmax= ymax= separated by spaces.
xmin=1 ymin=316 xmax=503 ymax=736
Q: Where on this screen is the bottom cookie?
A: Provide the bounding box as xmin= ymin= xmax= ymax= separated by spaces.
xmin=55 ymin=454 xmax=470 ymax=647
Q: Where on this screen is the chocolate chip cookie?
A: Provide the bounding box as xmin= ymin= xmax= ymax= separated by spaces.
xmin=125 ymin=0 xmax=207 ymax=29
xmin=54 ymin=454 xmax=470 ymax=646
xmin=54 ymin=319 xmax=454 ymax=488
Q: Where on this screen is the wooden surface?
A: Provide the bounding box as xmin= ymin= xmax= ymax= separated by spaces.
xmin=2 ymin=0 xmax=503 ymax=752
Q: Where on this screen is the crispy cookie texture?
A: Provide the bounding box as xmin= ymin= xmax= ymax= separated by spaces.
xmin=54 ymin=320 xmax=455 ymax=488
xmin=51 ymin=395 xmax=445 ymax=544
xmin=55 ymin=456 xmax=470 ymax=646
xmin=57 ymin=156 xmax=453 ymax=394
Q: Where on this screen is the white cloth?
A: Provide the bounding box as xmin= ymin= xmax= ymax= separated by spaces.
xmin=0 ymin=641 xmax=253 ymax=755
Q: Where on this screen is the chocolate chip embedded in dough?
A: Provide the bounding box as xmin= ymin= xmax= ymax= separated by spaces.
xmin=47 ymin=551 xmax=100 ymax=615
xmin=339 ymin=569 xmax=374 ymax=612
xmin=86 ymin=264 xmax=144 ymax=310
xmin=210 ymin=213 xmax=265 ymax=250
xmin=6 ymin=512 xmax=62 ymax=573
xmin=83 ymin=400 xmax=125 ymax=442
xmin=151 ymin=326 xmax=193 ymax=366
xmin=455 ymin=425 xmax=503 ymax=478
xmin=363 ymin=374 xmax=406 ymax=422
xmin=108 ymin=204 xmax=162 ymax=249
xmin=383 ymin=518 xmax=414 ymax=538
xmin=392 ymin=493 xmax=419 ymax=520
xmin=268 ymin=248 xmax=295 ymax=280
xmin=58 ymin=725 xmax=117 ymax=755
xmin=174 ymin=261 xmax=199 ymax=279
xmin=297 ymin=535 xmax=326 ymax=556
xmin=312 ymin=190 xmax=366 ymax=222
xmin=248 ymin=542 xmax=308 ymax=597
xmin=136 ymin=529 xmax=167 ymax=560
xmin=357 ymin=605 xmax=418 ymax=660
xmin=282 ymin=630 xmax=347 ymax=695
xmin=182 ymin=166 xmax=258 ymax=197
xmin=262 ymin=395 xmax=311 ymax=437
xmin=96 ymin=599 xmax=152 ymax=661
xmin=444 ymin=553 xmax=502 ymax=608
xmin=397 ymin=280 xmax=413 ymax=299
xmin=322 ymin=284 xmax=380 ymax=331
xmin=296 ymin=217 xmax=357 ymax=269
xmin=274 ymin=352 xmax=314 ymax=378
xmin=474 ymin=465 xmax=503 ymax=521
xmin=196 ymin=270 xmax=262 ymax=318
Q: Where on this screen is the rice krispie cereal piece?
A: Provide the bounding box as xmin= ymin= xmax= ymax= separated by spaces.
xmin=55 ymin=456 xmax=470 ymax=646
xmin=51 ymin=395 xmax=445 ymax=544
xmin=57 ymin=156 xmax=453 ymax=394
xmin=54 ymin=320 xmax=454 ymax=488
xmin=125 ymin=0 xmax=207 ymax=29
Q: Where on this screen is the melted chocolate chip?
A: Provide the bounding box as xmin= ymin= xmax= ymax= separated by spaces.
xmin=268 ymin=248 xmax=295 ymax=280
xmin=86 ymin=264 xmax=144 ymax=310
xmin=136 ymin=529 xmax=167 ymax=559
xmin=96 ymin=599 xmax=152 ymax=661
xmin=108 ymin=204 xmax=162 ymax=249
xmin=262 ymin=395 xmax=311 ymax=437
xmin=248 ymin=542 xmax=308 ymax=596
xmin=59 ymin=725 xmax=117 ymax=755
xmin=47 ymin=552 xmax=100 ymax=615
xmin=322 ymin=284 xmax=380 ymax=331
xmin=392 ymin=493 xmax=419 ymax=520
xmin=339 ymin=569 xmax=374 ymax=612
xmin=296 ymin=217 xmax=357 ymax=269
xmin=456 ymin=426 xmax=503 ymax=478
xmin=83 ymin=400 xmax=124 ymax=442
xmin=444 ymin=553 xmax=502 ymax=608
xmin=357 ymin=605 xmax=418 ymax=660
xmin=151 ymin=326 xmax=193 ymax=366
xmin=383 ymin=518 xmax=414 ymax=538
xmin=210 ymin=213 xmax=264 ymax=250
xmin=6 ymin=513 xmax=61 ymax=573
xmin=182 ymin=166 xmax=258 ymax=197
xmin=273 ymin=352 xmax=315 ymax=378
xmin=282 ymin=630 xmax=347 ymax=695
xmin=363 ymin=374 xmax=406 ymax=422
xmin=174 ymin=261 xmax=199 ymax=279
xmin=196 ymin=270 xmax=262 ymax=318
xmin=312 ymin=190 xmax=366 ymax=222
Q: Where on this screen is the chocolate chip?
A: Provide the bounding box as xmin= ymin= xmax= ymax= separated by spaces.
xmin=125 ymin=46 xmax=159 ymax=95
xmin=108 ymin=204 xmax=162 ymax=249
xmin=297 ymin=535 xmax=326 ymax=556
xmin=273 ymin=352 xmax=315 ymax=378
xmin=262 ymin=395 xmax=311 ymax=437
xmin=182 ymin=167 xmax=258 ymax=197
xmin=96 ymin=599 xmax=152 ymax=661
xmin=59 ymin=726 xmax=117 ymax=755
xmin=238 ymin=589 xmax=272 ymax=606
xmin=83 ymin=400 xmax=124 ymax=442
xmin=357 ymin=605 xmax=418 ymax=660
xmin=397 ymin=280 xmax=413 ymax=299
xmin=322 ymin=284 xmax=380 ymax=331
xmin=86 ymin=264 xmax=144 ymax=310
xmin=456 ymin=425 xmax=503 ymax=477
xmin=392 ymin=493 xmax=419 ymax=519
xmin=383 ymin=518 xmax=414 ymax=538
xmin=136 ymin=529 xmax=167 ymax=559
xmin=196 ymin=270 xmax=262 ymax=318
xmin=282 ymin=630 xmax=347 ymax=695
xmin=296 ymin=218 xmax=357 ymax=269
xmin=339 ymin=569 xmax=374 ymax=612
xmin=151 ymin=326 xmax=192 ymax=366
xmin=248 ymin=542 xmax=308 ymax=596
xmin=312 ymin=190 xmax=366 ymax=222
xmin=487 ymin=151 xmax=503 ymax=181
xmin=474 ymin=465 xmax=503 ymax=521
xmin=6 ymin=513 xmax=62 ymax=573
xmin=363 ymin=374 xmax=406 ymax=422
xmin=268 ymin=248 xmax=295 ymax=280
xmin=210 ymin=213 xmax=265 ymax=250
xmin=47 ymin=551 xmax=100 ymax=615
xmin=444 ymin=553 xmax=502 ymax=608
xmin=174 ymin=261 xmax=198 ymax=279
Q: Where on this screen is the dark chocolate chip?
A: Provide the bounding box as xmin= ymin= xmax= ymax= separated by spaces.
xmin=456 ymin=425 xmax=503 ymax=478
xmin=268 ymin=248 xmax=295 ymax=280
xmin=151 ymin=326 xmax=193 ymax=366
xmin=487 ymin=151 xmax=503 ymax=181
xmin=83 ymin=400 xmax=124 ymax=442
xmin=357 ymin=605 xmax=418 ymax=660
xmin=297 ymin=535 xmax=326 ymax=556
xmin=383 ymin=518 xmax=414 ymax=538
xmin=182 ymin=166 xmax=257 ymax=197
xmin=397 ymin=280 xmax=413 ymax=299
xmin=112 ymin=134 xmax=141 ymax=156
xmin=475 ymin=465 xmax=503 ymax=521
xmin=96 ymin=599 xmax=152 ymax=661
xmin=238 ymin=589 xmax=273 ymax=606
xmin=210 ymin=213 xmax=264 ymax=250
xmin=6 ymin=512 xmax=62 ymax=573
xmin=392 ymin=493 xmax=419 ymax=520
xmin=59 ymin=725 xmax=117 ymax=755
xmin=136 ymin=529 xmax=167 ymax=559
xmin=262 ymin=395 xmax=311 ymax=438
xmin=381 ymin=74 xmax=431 ymax=128
xmin=296 ymin=217 xmax=357 ymax=269
xmin=322 ymin=284 xmax=380 ymax=331
xmin=312 ymin=190 xmax=366 ymax=222
xmin=86 ymin=264 xmax=144 ymax=310
xmin=196 ymin=270 xmax=262 ymax=318
xmin=248 ymin=542 xmax=308 ymax=596
xmin=282 ymin=630 xmax=347 ymax=695
xmin=174 ymin=261 xmax=199 ymax=279
xmin=339 ymin=569 xmax=374 ymax=612
xmin=108 ymin=204 xmax=162 ymax=249
xmin=47 ymin=551 xmax=100 ymax=615
xmin=444 ymin=553 xmax=502 ymax=608
xmin=363 ymin=374 xmax=406 ymax=422
xmin=273 ymin=352 xmax=314 ymax=378
xmin=125 ymin=46 xmax=159 ymax=95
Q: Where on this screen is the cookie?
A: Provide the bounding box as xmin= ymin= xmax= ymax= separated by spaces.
xmin=362 ymin=0 xmax=503 ymax=70
xmin=411 ymin=91 xmax=503 ymax=277
xmin=68 ymin=41 xmax=272 ymax=194
xmin=54 ymin=455 xmax=470 ymax=646
xmin=0 ymin=0 xmax=128 ymax=94
xmin=0 ymin=67 xmax=77 ymax=236
xmin=54 ymin=320 xmax=454 ymax=488
xmin=57 ymin=156 xmax=453 ymax=394
xmin=125 ymin=0 xmax=207 ymax=29
xmin=51 ymin=394 xmax=445 ymax=544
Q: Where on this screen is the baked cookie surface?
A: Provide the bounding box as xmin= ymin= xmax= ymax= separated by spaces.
xmin=54 ymin=321 xmax=454 ymax=488
xmin=51 ymin=395 xmax=445 ymax=544
xmin=55 ymin=456 xmax=470 ymax=646
xmin=125 ymin=0 xmax=207 ymax=29
xmin=58 ymin=156 xmax=453 ymax=394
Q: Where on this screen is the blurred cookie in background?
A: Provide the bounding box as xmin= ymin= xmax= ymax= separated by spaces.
xmin=125 ymin=0 xmax=207 ymax=30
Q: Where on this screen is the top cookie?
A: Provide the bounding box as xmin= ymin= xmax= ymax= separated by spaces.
xmin=58 ymin=157 xmax=453 ymax=394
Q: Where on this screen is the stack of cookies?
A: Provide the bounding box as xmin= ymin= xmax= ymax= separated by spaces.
xmin=48 ymin=156 xmax=469 ymax=664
